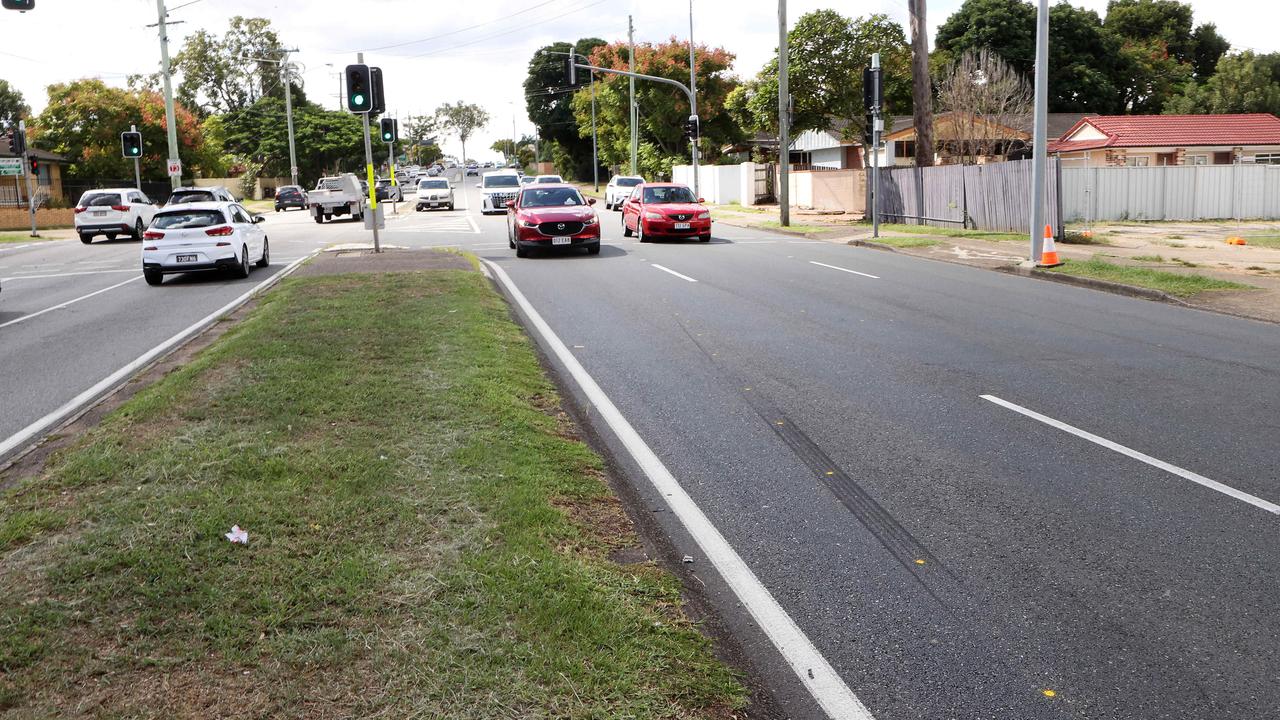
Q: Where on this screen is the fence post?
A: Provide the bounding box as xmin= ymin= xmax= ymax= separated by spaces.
xmin=1191 ymin=165 xmax=1199 ymax=219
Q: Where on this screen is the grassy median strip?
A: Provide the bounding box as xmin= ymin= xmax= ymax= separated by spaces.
xmin=865 ymin=235 xmax=942 ymax=248
xmin=1046 ymin=256 xmax=1254 ymax=297
xmin=875 ymin=222 xmax=1026 ymax=242
xmin=0 ymin=267 xmax=744 ymax=717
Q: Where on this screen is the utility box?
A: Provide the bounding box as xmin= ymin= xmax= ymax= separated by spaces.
xmin=363 ymin=205 xmax=386 ymax=230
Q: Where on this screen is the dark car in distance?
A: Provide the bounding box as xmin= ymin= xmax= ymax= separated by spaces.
xmin=274 ymin=185 xmax=310 ymax=212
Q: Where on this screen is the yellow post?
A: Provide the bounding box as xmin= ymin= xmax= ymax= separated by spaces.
xmin=365 ymin=163 xmax=377 ymax=210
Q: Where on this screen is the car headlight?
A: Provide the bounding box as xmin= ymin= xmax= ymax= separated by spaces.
xmin=521 ymin=219 xmax=538 ymax=227
xmin=583 ymin=215 xmax=598 ymax=225
xmin=644 ymin=211 xmax=663 ymax=220
xmin=697 ymin=211 xmax=711 ymax=219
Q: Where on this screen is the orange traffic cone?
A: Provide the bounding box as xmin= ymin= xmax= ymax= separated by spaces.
xmin=1038 ymin=225 xmax=1063 ymax=267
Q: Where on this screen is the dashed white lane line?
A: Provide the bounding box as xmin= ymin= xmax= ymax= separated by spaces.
xmin=0 ymin=275 xmax=143 ymax=330
xmin=809 ymin=261 xmax=880 ymax=279
xmin=481 ymin=258 xmax=875 ymax=720
xmin=2 ymin=268 xmax=137 ymax=282
xmin=981 ymin=394 xmax=1280 ymax=516
xmin=651 ymin=263 xmax=698 ymax=283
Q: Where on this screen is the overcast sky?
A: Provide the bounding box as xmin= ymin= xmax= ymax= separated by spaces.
xmin=2 ymin=0 xmax=1274 ymax=162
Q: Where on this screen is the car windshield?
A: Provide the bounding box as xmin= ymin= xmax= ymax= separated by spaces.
xmin=643 ymin=186 xmax=697 ymax=204
xmin=420 ymin=180 xmax=449 ymax=189
xmin=152 ymin=210 xmax=226 ymax=229
xmin=536 ymin=176 xmax=563 ymax=184
xmin=484 ymin=175 xmax=520 ymax=188
xmin=169 ymin=191 xmax=216 ymax=204
xmin=80 ymin=193 xmax=121 ymax=208
xmin=520 ymin=177 xmax=536 ymax=184
xmin=521 ymin=187 xmax=585 ymax=208
xmin=615 ymin=177 xmax=643 ymax=187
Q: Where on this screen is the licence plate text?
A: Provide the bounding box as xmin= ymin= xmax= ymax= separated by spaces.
xmin=551 ymin=237 xmax=571 ymax=245
xmin=176 ymin=254 xmax=198 ymax=263
xmin=674 ymin=222 xmax=691 ymax=230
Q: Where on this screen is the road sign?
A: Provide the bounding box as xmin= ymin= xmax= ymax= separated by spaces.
xmin=167 ymin=159 xmax=182 ymax=176
xmin=0 ymin=157 xmax=23 ymax=176
xmin=290 ymin=166 xmax=299 ymax=177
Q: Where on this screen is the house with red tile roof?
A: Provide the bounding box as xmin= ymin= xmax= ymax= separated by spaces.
xmin=1049 ymin=114 xmax=1280 ymax=168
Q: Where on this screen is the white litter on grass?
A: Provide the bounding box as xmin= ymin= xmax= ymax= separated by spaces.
xmin=225 ymin=525 xmax=249 ymax=544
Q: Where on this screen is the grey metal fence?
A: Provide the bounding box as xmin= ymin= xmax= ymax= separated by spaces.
xmin=1062 ymin=165 xmax=1280 ymax=223
xmin=876 ymin=158 xmax=1062 ymax=235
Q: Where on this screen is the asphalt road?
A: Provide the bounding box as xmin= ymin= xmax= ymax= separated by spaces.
xmin=5 ymin=171 xmax=1277 ymax=719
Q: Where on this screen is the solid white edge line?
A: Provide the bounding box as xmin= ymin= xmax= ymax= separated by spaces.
xmin=0 ymin=275 xmax=143 ymax=329
xmin=809 ymin=261 xmax=880 ymax=280
xmin=981 ymin=394 xmax=1280 ymax=516
xmin=651 ymin=263 xmax=698 ymax=283
xmin=481 ymin=258 xmax=875 ymax=720
xmin=0 ymin=251 xmax=319 ymax=462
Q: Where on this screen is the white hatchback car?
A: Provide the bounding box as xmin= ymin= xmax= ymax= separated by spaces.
xmin=74 ymin=188 xmax=159 ymax=244
xmin=415 ymin=178 xmax=455 ymax=211
xmin=141 ymin=202 xmax=269 ymax=286
xmin=605 ymin=175 xmax=644 ymax=210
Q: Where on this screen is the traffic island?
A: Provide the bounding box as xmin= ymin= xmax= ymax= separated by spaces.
xmin=0 ymin=254 xmax=747 ymax=717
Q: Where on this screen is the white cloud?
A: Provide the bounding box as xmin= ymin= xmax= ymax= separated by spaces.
xmin=2 ymin=0 xmax=1274 ymax=163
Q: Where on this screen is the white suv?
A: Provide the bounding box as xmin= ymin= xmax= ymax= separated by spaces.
xmin=415 ymin=178 xmax=454 ymax=211
xmin=478 ymin=171 xmax=522 ymax=214
xmin=74 ymin=188 xmax=159 ymax=244
xmin=605 ymin=175 xmax=644 ymax=210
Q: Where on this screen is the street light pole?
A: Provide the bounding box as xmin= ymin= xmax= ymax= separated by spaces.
xmin=687 ymin=0 xmax=699 ymax=198
xmin=778 ymin=0 xmax=789 ymax=226
xmin=590 ymin=70 xmax=599 ymax=192
xmin=282 ymin=52 xmax=299 ymax=187
xmin=154 ymin=0 xmax=181 ymax=190
xmin=628 ymin=15 xmax=638 ymax=176
xmin=1029 ymin=0 xmax=1049 ymax=263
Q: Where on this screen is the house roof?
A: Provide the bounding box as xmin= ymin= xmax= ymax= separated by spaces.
xmin=1049 ymin=113 xmax=1280 ymax=152
xmin=884 ymin=112 xmax=1085 ymax=142
xmin=0 ymin=147 xmax=70 ymax=163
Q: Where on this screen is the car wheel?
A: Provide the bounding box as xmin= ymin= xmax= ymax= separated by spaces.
xmin=143 ymin=268 xmax=163 ymax=286
xmin=314 ymin=213 xmax=324 ymax=224
xmin=622 ymin=216 xmax=633 ymax=237
xmin=234 ymin=245 xmax=250 ymax=278
xmin=275 ymin=207 xmax=281 ymax=213
xmin=256 ymin=238 xmax=270 ymax=267
xmin=105 ymin=233 xmax=118 ymax=241
xmin=515 ymin=244 xmax=529 ymax=258
xmin=133 ymin=219 xmax=145 ymax=241
xmin=448 ymin=203 xmax=455 ymax=211
xmin=699 ymin=233 xmax=711 ymax=243
xmin=79 ymin=233 xmax=93 ymax=244
xmin=586 ymin=242 xmax=601 ymax=255
xmin=637 ymin=221 xmax=647 ymax=243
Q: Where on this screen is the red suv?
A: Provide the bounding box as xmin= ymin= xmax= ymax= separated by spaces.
xmin=621 ymin=182 xmax=711 ymax=242
xmin=506 ymin=184 xmax=601 ymax=257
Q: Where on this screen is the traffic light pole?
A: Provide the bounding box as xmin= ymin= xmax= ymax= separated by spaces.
xmin=778 ymin=0 xmax=789 ymax=226
xmin=590 ymin=71 xmax=599 ymax=193
xmin=131 ymin=124 xmax=142 ymax=191
xmin=387 ymin=140 xmax=398 ymax=213
xmin=571 ymin=61 xmax=699 ymax=198
xmin=18 ymin=120 xmax=37 ymax=238
xmin=357 ymin=53 xmax=380 ymax=253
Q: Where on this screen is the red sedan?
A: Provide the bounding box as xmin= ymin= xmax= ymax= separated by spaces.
xmin=621 ymin=182 xmax=712 ymax=242
xmin=506 ymin=184 xmax=601 ymax=257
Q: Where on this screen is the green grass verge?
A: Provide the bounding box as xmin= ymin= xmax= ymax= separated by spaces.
xmin=1132 ymin=254 xmax=1165 ymax=262
xmin=0 ymin=268 xmax=744 ymax=717
xmin=1046 ymin=256 xmax=1254 ymax=297
xmin=875 ymin=222 xmax=1025 ymax=242
xmin=0 ymin=231 xmax=66 ymax=242
xmin=867 ymin=235 xmax=942 ymax=248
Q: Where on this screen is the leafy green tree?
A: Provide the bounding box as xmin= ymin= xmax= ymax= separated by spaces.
xmin=0 ymin=79 xmax=30 ymax=128
xmin=1113 ymin=39 xmax=1192 ymax=113
xmin=935 ymin=0 xmax=1036 ymax=77
xmin=1191 ymin=23 xmax=1230 ymax=79
xmin=433 ymin=102 xmax=490 ymax=167
xmin=30 ymin=79 xmax=211 ymax=180
xmin=1047 ymin=3 xmax=1124 ymax=113
xmin=208 ymin=97 xmax=368 ymax=185
xmin=1104 ymin=0 xmax=1195 ymax=64
xmin=524 ymin=38 xmax=607 ymax=178
xmin=172 ymin=16 xmax=290 ymax=116
xmin=571 ymin=40 xmax=740 ymax=181
xmin=730 ymin=11 xmax=909 ymax=142
xmin=1165 ymin=51 xmax=1280 ymax=115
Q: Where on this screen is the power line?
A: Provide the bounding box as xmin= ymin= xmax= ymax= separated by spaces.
xmin=399 ymin=0 xmax=610 ymax=60
xmin=352 ymin=0 xmax=560 ymax=53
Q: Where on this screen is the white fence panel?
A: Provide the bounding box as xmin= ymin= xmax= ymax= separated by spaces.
xmin=1063 ymin=165 xmax=1280 ymax=222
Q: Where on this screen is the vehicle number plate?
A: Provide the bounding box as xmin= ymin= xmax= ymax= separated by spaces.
xmin=93 ymin=211 xmax=107 ymax=217
xmin=552 ymin=236 xmax=571 ymax=245
xmin=674 ymin=222 xmax=691 ymax=230
xmin=176 ymin=254 xmax=198 ymax=263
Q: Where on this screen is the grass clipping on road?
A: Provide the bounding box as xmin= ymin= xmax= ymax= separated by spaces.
xmin=0 ymin=269 xmax=744 ymax=717
xmin=1047 ymin=256 xmax=1253 ymax=297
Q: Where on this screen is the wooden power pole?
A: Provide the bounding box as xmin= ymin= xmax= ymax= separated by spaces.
xmin=908 ymin=0 xmax=934 ymax=167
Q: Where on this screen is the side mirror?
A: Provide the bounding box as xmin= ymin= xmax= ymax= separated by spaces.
xmin=698 ymin=198 xmax=706 ymax=203
xmin=253 ymin=215 xmax=266 ymax=223
xmin=587 ymin=198 xmax=597 ymax=205
xmin=505 ymin=200 xmax=515 ymax=209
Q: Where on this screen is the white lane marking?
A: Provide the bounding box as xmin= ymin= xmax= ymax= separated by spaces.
xmin=735 ymin=240 xmax=778 ymax=244
xmin=788 ymin=240 xmax=828 ymax=244
xmin=0 ymin=243 xmax=34 ymax=252
xmin=0 ymin=275 xmax=143 ymax=330
xmin=651 ymin=263 xmax=698 ymax=283
xmin=809 ymin=261 xmax=880 ymax=279
xmin=467 ymin=215 xmax=480 ymax=234
xmin=481 ymin=258 xmax=875 ymax=720
xmin=981 ymin=394 xmax=1280 ymax=516
xmin=0 ymin=251 xmax=319 ymax=463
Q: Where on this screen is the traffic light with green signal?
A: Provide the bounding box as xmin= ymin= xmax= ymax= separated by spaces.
xmin=121 ymin=131 xmax=143 ymax=158
xmin=346 ymin=64 xmax=372 ymax=113
xmin=380 ymin=118 xmax=398 ymax=144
